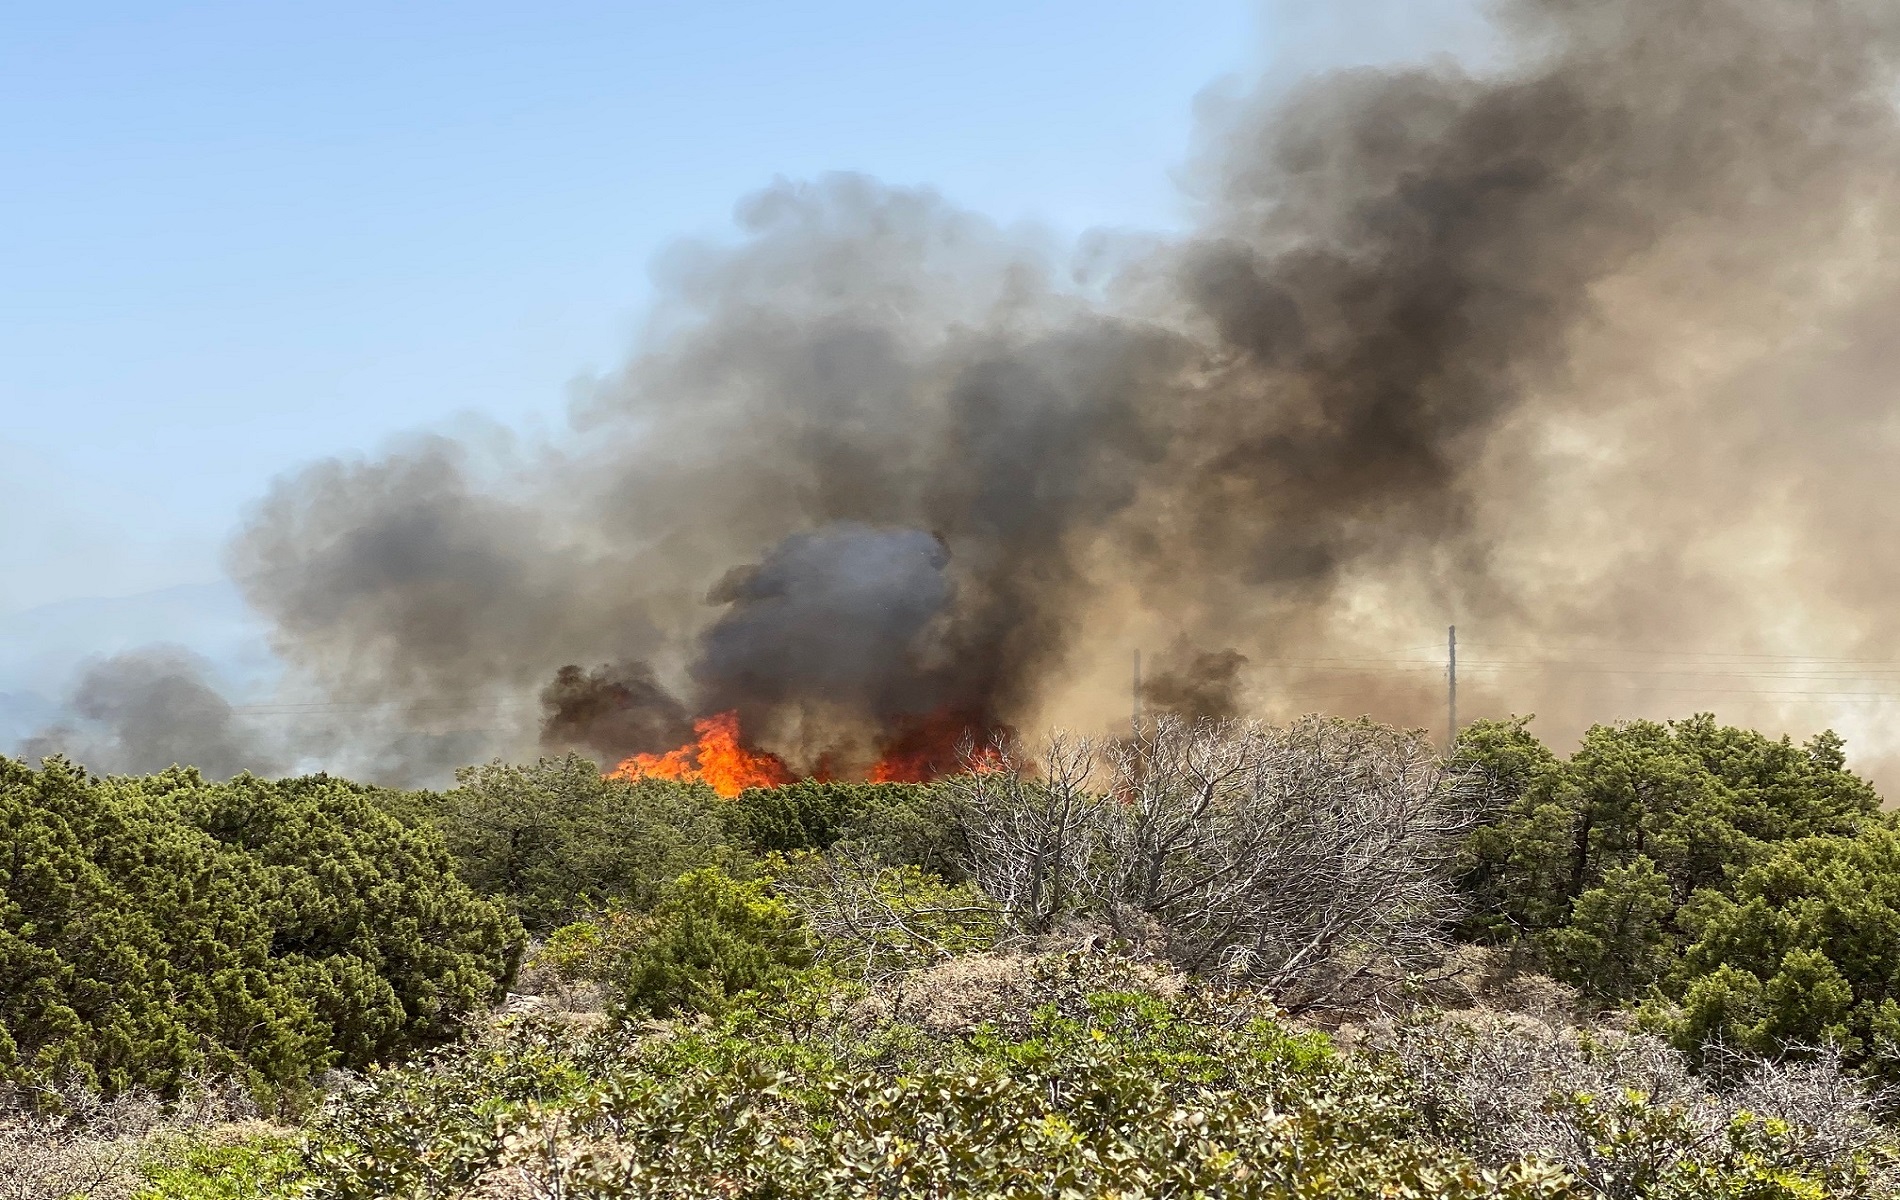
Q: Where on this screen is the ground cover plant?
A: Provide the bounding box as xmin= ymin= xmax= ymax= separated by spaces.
xmin=137 ymin=954 xmax=1900 ymax=1199
xmin=193 ymin=956 xmax=1590 ymax=1199
xmin=14 ymin=710 xmax=1900 ymax=1198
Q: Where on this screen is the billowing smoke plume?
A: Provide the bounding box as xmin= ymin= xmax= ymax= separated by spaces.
xmin=21 ymin=648 xmax=281 ymax=779
xmin=539 ymin=661 xmax=690 ymax=764
xmin=211 ymin=0 xmax=1900 ymax=780
xmin=1143 ymin=644 xmax=1251 ymax=723
xmin=694 ymin=524 xmax=953 ymax=734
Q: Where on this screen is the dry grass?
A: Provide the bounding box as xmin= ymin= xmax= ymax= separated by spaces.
xmin=0 ymin=1077 xmax=278 ymax=1200
xmin=1373 ymin=1008 xmax=1900 ymax=1199
xmin=844 ymin=942 xmax=1186 ymax=1036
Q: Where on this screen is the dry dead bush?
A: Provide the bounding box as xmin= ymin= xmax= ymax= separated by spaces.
xmin=1723 ymin=1046 xmax=1895 ymax=1173
xmin=0 ymin=1076 xmax=262 ymax=1200
xmin=848 ymin=952 xmax=1044 ymax=1035
xmin=946 ymin=715 xmax=1473 ymax=1012
xmin=1375 ymin=1010 xmax=1900 ymax=1199
xmin=838 ymin=945 xmax=1185 ymax=1036
xmin=511 ymin=937 xmax=613 ymax=1017
xmin=1409 ymin=943 xmax=1582 ymax=1021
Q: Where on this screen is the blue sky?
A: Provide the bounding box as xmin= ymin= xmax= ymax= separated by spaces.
xmin=0 ymin=0 xmax=1490 ymax=693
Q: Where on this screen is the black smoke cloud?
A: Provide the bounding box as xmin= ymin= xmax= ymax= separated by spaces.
xmin=1142 ymin=645 xmax=1251 ymax=724
xmin=693 ymin=523 xmax=952 ymax=725
xmin=202 ymin=0 xmax=1900 ymax=779
xmin=539 ymin=660 xmax=690 ymax=764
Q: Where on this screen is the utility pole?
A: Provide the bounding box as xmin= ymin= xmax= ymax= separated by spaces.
xmin=1132 ymin=648 xmax=1143 ymax=739
xmin=1447 ymin=625 xmax=1458 ymax=752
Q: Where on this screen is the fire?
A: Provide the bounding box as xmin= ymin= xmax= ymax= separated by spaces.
xmin=609 ymin=705 xmax=1009 ymax=796
xmin=869 ymin=706 xmax=1010 ymax=782
xmin=610 ymin=711 xmax=793 ymax=797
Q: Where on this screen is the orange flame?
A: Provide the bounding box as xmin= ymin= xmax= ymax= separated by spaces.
xmin=609 ymin=706 xmax=1008 ymax=796
xmin=609 ymin=711 xmax=793 ymax=797
xmin=869 ymin=706 xmax=1011 ymax=782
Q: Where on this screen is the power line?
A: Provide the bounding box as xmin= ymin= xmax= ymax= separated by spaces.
xmin=196 ymin=640 xmax=1900 ymax=723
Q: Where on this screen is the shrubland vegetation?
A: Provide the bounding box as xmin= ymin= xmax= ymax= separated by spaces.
xmin=8 ymin=710 xmax=1900 ymax=1197
xmin=0 ymin=758 xmax=520 ymax=1105
xmin=1455 ymin=715 xmax=1900 ymax=1081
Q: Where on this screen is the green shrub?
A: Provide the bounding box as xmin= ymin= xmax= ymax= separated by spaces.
xmin=1656 ymin=825 xmax=1900 ymax=1078
xmin=0 ymin=757 xmax=521 ymax=1102
xmin=612 ymin=867 xmax=814 ymax=1019
xmin=1539 ymin=856 xmax=1678 ymax=999
xmin=425 ymin=756 xmax=729 ymax=932
xmin=723 ymin=779 xmax=964 ymax=878
xmin=528 ymin=906 xmax=646 ymax=987
xmin=1456 ymin=715 xmax=1878 ymax=1000
xmin=302 ymin=1021 xmax=589 ymax=1199
xmin=720 ymin=779 xmax=865 ymax=854
xmin=136 ymin=1136 xmax=308 ymax=1199
xmin=298 ymin=951 xmax=1897 ymax=1199
xmin=301 ymin=956 xmax=1576 ymax=1200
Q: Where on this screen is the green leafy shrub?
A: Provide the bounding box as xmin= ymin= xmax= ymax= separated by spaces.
xmin=302 ymin=1021 xmax=588 ymax=1200
xmin=612 ymin=867 xmax=814 ymax=1019
xmin=136 ymin=1136 xmax=308 ymax=1199
xmin=423 ymin=756 xmax=728 ymax=932
xmin=301 ymin=955 xmax=1575 ymax=1199
xmin=0 ymin=757 xmax=521 ymax=1102
xmin=720 ymin=779 xmax=865 ymax=853
xmin=1657 ymin=825 xmax=1900 ymax=1078
xmin=724 ymin=779 xmax=964 ymax=879
xmin=1540 ymin=856 xmax=1678 ymax=1000
xmin=1456 ymin=715 xmax=1878 ymax=1000
xmin=515 ymin=902 xmax=657 ymax=1014
xmin=295 ymin=950 xmax=1900 ymax=1199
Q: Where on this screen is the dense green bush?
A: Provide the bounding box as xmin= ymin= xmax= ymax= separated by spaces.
xmin=1456 ymin=715 xmax=1878 ymax=1000
xmin=1658 ymin=825 xmax=1900 ymax=1079
xmin=724 ymin=778 xmax=965 ymax=880
xmin=718 ymin=779 xmax=866 ymax=853
xmin=612 ymin=867 xmax=814 ymax=1019
xmin=419 ymin=756 xmax=729 ymax=932
xmin=136 ymin=1136 xmax=307 ymax=1200
xmin=0 ymin=757 xmax=521 ymax=1102
xmin=395 ymin=772 xmax=961 ymax=940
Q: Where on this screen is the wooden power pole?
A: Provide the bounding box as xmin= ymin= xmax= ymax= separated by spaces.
xmin=1447 ymin=625 xmax=1458 ymax=751
xmin=1132 ymin=648 xmax=1142 ymax=739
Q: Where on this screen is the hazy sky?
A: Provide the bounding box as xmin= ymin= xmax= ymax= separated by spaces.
xmin=0 ymin=1 xmax=1505 ymax=618
xmin=2 ymin=1 xmax=1240 ymax=614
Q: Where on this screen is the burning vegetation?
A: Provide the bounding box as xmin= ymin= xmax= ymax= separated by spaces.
xmin=608 ymin=711 xmax=794 ymax=797
xmin=608 ymin=705 xmax=1010 ymax=795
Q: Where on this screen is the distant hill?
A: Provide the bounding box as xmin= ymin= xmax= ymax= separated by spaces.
xmin=0 ymin=581 xmax=277 ymax=750
xmin=0 ymin=689 xmax=57 ymax=747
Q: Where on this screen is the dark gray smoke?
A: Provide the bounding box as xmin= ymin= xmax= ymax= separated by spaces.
xmin=539 ymin=661 xmax=691 ymax=763
xmin=20 ymin=648 xmax=280 ymax=780
xmin=213 ymin=0 xmax=1900 ymax=779
xmin=1142 ymin=645 xmax=1251 ymax=723
xmin=693 ymin=523 xmax=952 ymax=730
